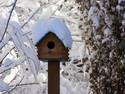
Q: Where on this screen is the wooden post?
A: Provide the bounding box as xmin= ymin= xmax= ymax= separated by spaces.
xmin=48 ymin=61 xmax=60 ymax=94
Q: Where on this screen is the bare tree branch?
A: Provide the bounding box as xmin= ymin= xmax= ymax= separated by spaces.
xmin=0 ymin=47 xmax=15 ymax=64
xmin=0 ymin=57 xmax=25 ymax=74
xmin=0 ymin=0 xmax=18 ymax=42
xmin=21 ymin=7 xmax=41 ymax=28
xmin=3 ymin=75 xmax=24 ymax=94
xmin=10 ymin=82 xmax=40 ymax=87
xmin=21 ymin=0 xmax=64 ymax=29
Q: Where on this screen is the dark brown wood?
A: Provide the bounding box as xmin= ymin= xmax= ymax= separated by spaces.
xmin=36 ymin=32 xmax=69 ymax=61
xmin=48 ymin=61 xmax=60 ymax=94
xmin=0 ymin=62 xmax=2 ymax=66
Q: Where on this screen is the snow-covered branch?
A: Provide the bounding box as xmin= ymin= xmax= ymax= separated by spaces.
xmin=0 ymin=0 xmax=18 ymax=42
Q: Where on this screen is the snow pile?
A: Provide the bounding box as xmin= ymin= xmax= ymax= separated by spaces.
xmin=32 ymin=18 xmax=72 ymax=48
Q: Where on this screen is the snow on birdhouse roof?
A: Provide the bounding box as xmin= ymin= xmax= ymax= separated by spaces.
xmin=32 ymin=18 xmax=72 ymax=48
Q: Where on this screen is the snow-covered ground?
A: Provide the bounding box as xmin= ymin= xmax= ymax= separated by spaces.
xmin=1 ymin=62 xmax=89 ymax=94
xmin=0 ymin=59 xmax=89 ymax=94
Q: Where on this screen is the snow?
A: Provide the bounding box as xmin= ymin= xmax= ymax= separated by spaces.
xmin=0 ymin=57 xmax=25 ymax=74
xmin=40 ymin=0 xmax=65 ymax=18
xmin=102 ymin=38 xmax=110 ymax=44
xmin=6 ymin=73 xmax=88 ymax=94
xmin=122 ymin=20 xmax=125 ymax=26
xmin=36 ymin=72 xmax=47 ymax=83
xmin=104 ymin=27 xmax=112 ymax=37
xmin=0 ymin=79 xmax=10 ymax=92
xmin=0 ymin=46 xmax=13 ymax=62
xmin=88 ymin=6 xmax=100 ymax=28
xmin=2 ymin=58 xmax=14 ymax=68
xmin=3 ymin=67 xmax=19 ymax=84
xmin=123 ymin=13 xmax=125 ymax=19
xmin=0 ymin=34 xmax=10 ymax=49
xmin=116 ymin=5 xmax=123 ymax=10
xmin=69 ymin=42 xmax=89 ymax=60
xmin=32 ymin=18 xmax=72 ymax=48
xmin=17 ymin=0 xmax=40 ymax=9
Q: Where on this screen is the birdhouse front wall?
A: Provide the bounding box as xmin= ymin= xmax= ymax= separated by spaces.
xmin=36 ymin=32 xmax=69 ymax=61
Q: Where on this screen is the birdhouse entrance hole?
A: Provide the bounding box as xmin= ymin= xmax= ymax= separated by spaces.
xmin=47 ymin=41 xmax=55 ymax=49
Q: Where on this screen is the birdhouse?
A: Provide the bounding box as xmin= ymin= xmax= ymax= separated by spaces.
xmin=32 ymin=18 xmax=72 ymax=94
xmin=32 ymin=18 xmax=72 ymax=62
xmin=36 ymin=32 xmax=69 ymax=61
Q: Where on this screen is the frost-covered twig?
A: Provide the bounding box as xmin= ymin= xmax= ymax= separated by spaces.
xmin=8 ymin=71 xmax=19 ymax=85
xmin=0 ymin=0 xmax=18 ymax=42
xmin=0 ymin=57 xmax=25 ymax=74
xmin=3 ymin=75 xmax=24 ymax=94
xmin=0 ymin=35 xmax=11 ymax=50
xmin=0 ymin=46 xmax=15 ymax=63
xmin=0 ymin=2 xmax=4 ymax=6
xmin=21 ymin=0 xmax=63 ymax=29
xmin=50 ymin=1 xmax=64 ymax=16
xmin=21 ymin=7 xmax=41 ymax=29
xmin=10 ymin=82 xmax=40 ymax=87
xmin=1 ymin=3 xmax=14 ymax=8
xmin=21 ymin=2 xmax=56 ymax=29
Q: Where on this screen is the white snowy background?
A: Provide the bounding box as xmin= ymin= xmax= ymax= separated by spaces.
xmin=0 ymin=0 xmax=90 ymax=94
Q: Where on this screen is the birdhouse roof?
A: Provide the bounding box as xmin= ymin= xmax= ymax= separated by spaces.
xmin=32 ymin=18 xmax=72 ymax=48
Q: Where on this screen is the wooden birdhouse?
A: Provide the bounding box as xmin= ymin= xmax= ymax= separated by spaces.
xmin=32 ymin=18 xmax=72 ymax=94
xmin=33 ymin=18 xmax=72 ymax=62
xmin=36 ymin=32 xmax=69 ymax=61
